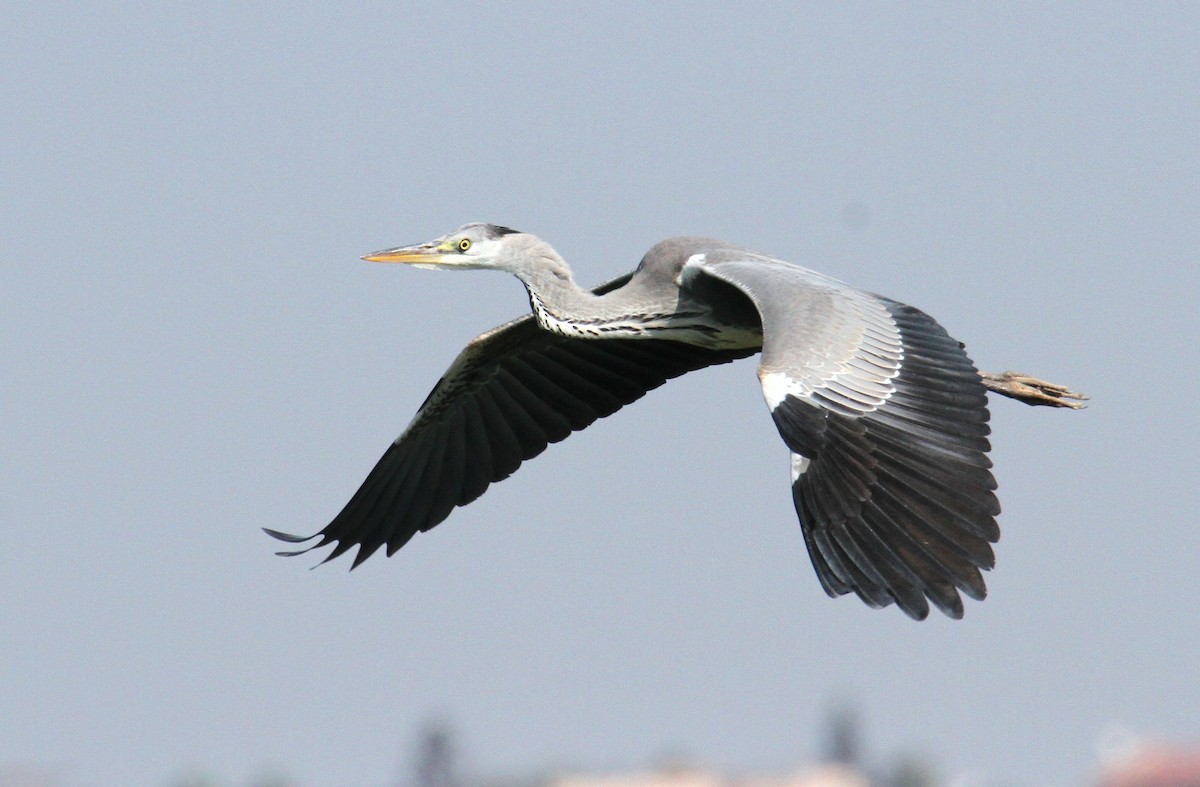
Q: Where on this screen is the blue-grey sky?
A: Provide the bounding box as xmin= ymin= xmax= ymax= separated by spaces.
xmin=4 ymin=4 xmax=1198 ymax=786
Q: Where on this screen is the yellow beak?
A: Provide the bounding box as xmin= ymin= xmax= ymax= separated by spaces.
xmin=361 ymin=243 xmax=447 ymax=264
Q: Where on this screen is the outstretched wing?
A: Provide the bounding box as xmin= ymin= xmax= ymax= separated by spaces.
xmin=687 ymin=254 xmax=998 ymax=620
xmin=267 ymin=273 xmax=755 ymax=567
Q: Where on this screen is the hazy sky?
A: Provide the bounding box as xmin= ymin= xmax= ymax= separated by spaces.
xmin=4 ymin=4 xmax=1198 ymax=787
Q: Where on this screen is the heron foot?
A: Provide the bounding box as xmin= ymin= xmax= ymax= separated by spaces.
xmin=979 ymin=370 xmax=1089 ymax=409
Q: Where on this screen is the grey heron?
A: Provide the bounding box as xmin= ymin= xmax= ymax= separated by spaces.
xmin=267 ymin=223 xmax=1084 ymax=620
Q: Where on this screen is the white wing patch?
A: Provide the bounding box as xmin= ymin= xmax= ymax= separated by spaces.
xmin=791 ymin=452 xmax=811 ymax=482
xmin=761 ymin=370 xmax=807 ymax=410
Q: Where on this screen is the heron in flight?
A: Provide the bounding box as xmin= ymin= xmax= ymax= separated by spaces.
xmin=268 ymin=223 xmax=1084 ymax=619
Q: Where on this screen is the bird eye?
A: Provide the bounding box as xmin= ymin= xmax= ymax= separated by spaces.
xmin=457 ymin=238 xmax=472 ymax=252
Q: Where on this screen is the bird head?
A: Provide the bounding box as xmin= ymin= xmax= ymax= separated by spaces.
xmin=362 ymin=223 xmax=523 ymax=270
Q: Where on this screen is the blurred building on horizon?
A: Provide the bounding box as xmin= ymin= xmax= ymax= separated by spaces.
xmin=1095 ymin=743 xmax=1200 ymax=787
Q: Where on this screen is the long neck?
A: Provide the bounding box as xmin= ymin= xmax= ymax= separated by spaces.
xmin=504 ymin=237 xmax=617 ymax=336
xmin=501 ymin=234 xmax=716 ymax=342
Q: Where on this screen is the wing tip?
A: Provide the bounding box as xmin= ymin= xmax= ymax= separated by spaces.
xmin=264 ymin=527 xmax=327 ymax=557
xmin=263 ymin=527 xmax=316 ymax=544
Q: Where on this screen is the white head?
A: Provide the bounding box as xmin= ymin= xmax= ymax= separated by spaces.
xmin=362 ymin=223 xmax=526 ymax=271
